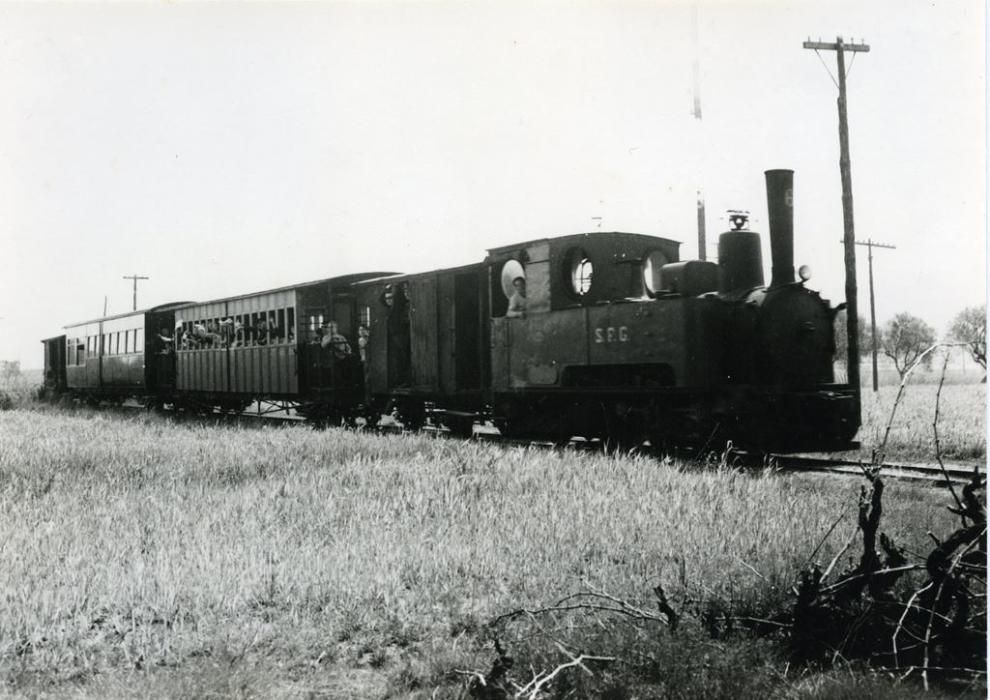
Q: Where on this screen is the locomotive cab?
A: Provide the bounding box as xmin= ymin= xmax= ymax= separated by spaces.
xmin=487 ymin=233 xmax=724 ymax=442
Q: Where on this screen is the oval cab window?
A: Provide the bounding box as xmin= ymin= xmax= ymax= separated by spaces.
xmin=500 ymin=259 xmax=525 ymax=300
xmin=642 ymin=250 xmax=669 ymax=295
xmin=566 ymin=248 xmax=593 ymax=296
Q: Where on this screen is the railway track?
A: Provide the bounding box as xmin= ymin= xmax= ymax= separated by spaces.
xmin=772 ymin=454 xmax=980 ymax=487
xmin=98 ymin=401 xmax=983 ymax=486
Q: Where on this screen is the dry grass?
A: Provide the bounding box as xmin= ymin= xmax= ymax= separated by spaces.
xmin=831 ymin=383 xmax=985 ymax=463
xmin=0 ymin=404 xmax=980 ymax=698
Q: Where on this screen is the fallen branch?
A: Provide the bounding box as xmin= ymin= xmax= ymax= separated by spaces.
xmin=512 ymin=642 xmax=615 ymax=700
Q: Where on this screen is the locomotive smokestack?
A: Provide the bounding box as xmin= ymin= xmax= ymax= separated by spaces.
xmin=765 ymin=169 xmax=795 ymax=287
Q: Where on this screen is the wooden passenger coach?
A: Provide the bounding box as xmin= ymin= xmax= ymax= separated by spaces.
xmin=61 ymin=302 xmax=190 ymax=399
xmin=172 ymin=272 xmax=391 ymax=415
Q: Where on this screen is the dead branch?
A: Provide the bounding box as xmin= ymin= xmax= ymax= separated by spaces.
xmin=877 ymin=342 xmax=949 ymax=464
xmin=512 ymin=643 xmax=615 ymax=700
xmin=653 ymin=583 xmax=679 ymax=631
xmin=933 ymin=351 xmax=967 ymax=516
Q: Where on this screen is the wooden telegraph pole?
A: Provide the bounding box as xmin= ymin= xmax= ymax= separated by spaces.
xmin=803 ymin=37 xmax=870 ymax=402
xmin=692 ymin=2 xmax=707 ymax=260
xmin=855 ymin=239 xmax=896 ymax=392
xmin=123 ymin=274 xmax=149 ymax=311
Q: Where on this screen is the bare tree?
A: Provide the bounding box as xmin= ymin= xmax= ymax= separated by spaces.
xmin=833 ymin=310 xmax=872 ymax=365
xmin=0 ymin=360 xmax=21 ymax=385
xmin=879 ymin=313 xmax=936 ymax=379
xmin=949 ymin=305 xmax=987 ymax=374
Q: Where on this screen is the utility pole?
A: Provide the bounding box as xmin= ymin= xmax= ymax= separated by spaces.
xmin=854 ymin=239 xmax=895 ymax=392
xmin=803 ymin=36 xmax=870 ymax=401
xmin=123 ymin=274 xmax=149 ymax=311
xmin=692 ymin=1 xmax=707 ymax=260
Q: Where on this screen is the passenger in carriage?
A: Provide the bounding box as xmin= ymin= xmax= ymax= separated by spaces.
xmin=321 ymin=321 xmax=352 ymax=359
xmin=232 ymin=319 xmax=245 ymax=347
xmin=256 ymin=316 xmax=269 ymax=346
xmin=219 ymin=318 xmax=234 ymax=347
xmin=357 ymin=324 xmax=370 ymax=362
xmin=181 ymin=327 xmax=196 ymax=350
xmin=194 ymin=321 xmax=220 ymax=348
xmin=157 ymin=327 xmax=174 ymax=355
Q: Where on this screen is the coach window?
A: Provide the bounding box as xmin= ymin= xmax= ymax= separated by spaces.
xmin=565 ymin=248 xmax=593 ymax=297
xmin=286 ymin=307 xmax=296 ymax=343
xmin=305 ymin=312 xmax=323 ymax=343
xmin=136 ymin=328 xmax=144 ymax=353
xmin=275 ymin=309 xmax=286 ymax=344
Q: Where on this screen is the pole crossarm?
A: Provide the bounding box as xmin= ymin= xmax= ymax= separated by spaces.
xmin=123 ymin=274 xmax=150 ymax=312
xmin=838 ymin=240 xmax=897 ymax=250
xmin=803 ymin=40 xmax=870 ymax=52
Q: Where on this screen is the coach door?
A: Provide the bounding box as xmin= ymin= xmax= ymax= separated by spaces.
xmin=407 ymin=278 xmax=439 ymax=391
xmin=301 ymin=307 xmax=328 ymax=389
xmin=148 ymin=311 xmax=177 ymax=393
xmin=453 ymin=271 xmax=482 ymax=391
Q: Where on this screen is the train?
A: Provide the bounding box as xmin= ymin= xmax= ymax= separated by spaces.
xmin=41 ymin=169 xmax=861 ymax=453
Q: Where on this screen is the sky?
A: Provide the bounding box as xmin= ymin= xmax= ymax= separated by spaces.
xmin=0 ymin=0 xmax=984 ymax=368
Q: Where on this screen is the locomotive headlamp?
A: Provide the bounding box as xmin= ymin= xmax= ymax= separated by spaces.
xmin=798 ymin=264 xmax=812 ymax=282
xmin=727 ymin=210 xmax=750 ymax=231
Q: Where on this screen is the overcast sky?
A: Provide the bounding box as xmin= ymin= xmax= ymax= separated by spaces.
xmin=0 ymin=1 xmax=984 ymax=367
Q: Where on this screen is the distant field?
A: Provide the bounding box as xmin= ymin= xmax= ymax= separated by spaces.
xmin=828 ymin=383 xmax=986 ymax=464
xmin=0 ymin=402 xmax=983 ymax=698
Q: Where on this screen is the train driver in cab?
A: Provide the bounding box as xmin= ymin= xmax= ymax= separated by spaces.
xmin=506 ymin=276 xmax=527 ymax=318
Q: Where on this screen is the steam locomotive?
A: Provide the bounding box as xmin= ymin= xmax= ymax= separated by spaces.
xmin=42 ymin=169 xmax=860 ymax=453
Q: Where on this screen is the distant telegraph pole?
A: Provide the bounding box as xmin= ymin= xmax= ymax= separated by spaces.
xmin=803 ymin=36 xmax=870 ymax=397
xmin=123 ymin=274 xmax=149 ymax=311
xmin=692 ymin=1 xmax=707 ymax=260
xmin=855 ymin=239 xmax=896 ymax=392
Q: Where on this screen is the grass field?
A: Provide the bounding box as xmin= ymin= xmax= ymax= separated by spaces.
xmin=0 ymin=382 xmax=985 ymax=698
xmin=829 ymin=383 xmax=986 ymax=463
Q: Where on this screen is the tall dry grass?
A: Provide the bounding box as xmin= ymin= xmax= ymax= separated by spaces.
xmin=835 ymin=383 xmax=986 ymax=462
xmin=0 ymin=407 xmax=970 ymax=698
